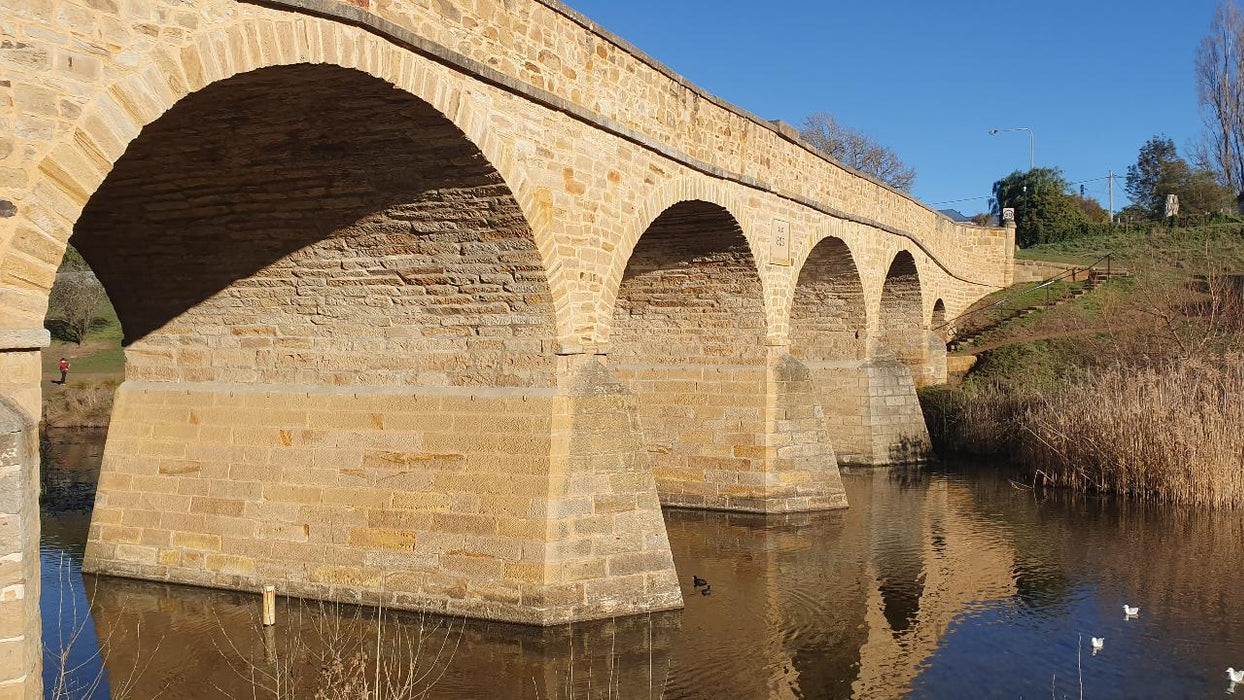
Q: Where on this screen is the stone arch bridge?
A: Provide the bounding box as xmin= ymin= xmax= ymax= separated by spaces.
xmin=0 ymin=0 xmax=1013 ymax=694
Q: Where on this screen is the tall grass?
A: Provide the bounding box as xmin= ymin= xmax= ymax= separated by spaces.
xmin=43 ymin=379 xmax=118 ymax=428
xmin=1025 ymin=360 xmax=1244 ymax=508
xmin=927 ymin=240 xmax=1244 ymax=508
xmin=924 ymin=360 xmax=1244 ymax=508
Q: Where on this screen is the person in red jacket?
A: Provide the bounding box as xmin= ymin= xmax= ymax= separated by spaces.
xmin=57 ymin=358 xmax=69 ymax=385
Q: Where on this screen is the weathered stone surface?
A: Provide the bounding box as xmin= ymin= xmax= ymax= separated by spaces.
xmin=0 ymin=0 xmax=1015 ymax=694
xmin=0 ymin=397 xmax=38 ymax=699
xmin=83 ymin=370 xmax=681 ymax=625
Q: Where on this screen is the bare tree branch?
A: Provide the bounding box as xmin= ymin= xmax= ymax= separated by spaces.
xmin=1196 ymin=0 xmax=1244 ymax=207
xmin=799 ymin=112 xmax=917 ymax=192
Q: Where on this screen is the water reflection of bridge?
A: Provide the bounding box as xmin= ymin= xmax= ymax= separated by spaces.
xmin=852 ymin=472 xmax=1017 ymax=698
xmin=662 ymin=471 xmax=1018 ymax=699
xmin=79 ymin=469 xmax=1017 ymax=698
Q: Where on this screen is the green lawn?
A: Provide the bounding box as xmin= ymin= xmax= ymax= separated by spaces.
xmin=43 ymin=297 xmax=125 ymax=378
xmin=43 ymin=345 xmax=124 ymax=376
xmin=1018 ymin=223 xmax=1244 ymax=272
xmin=946 ymin=223 xmax=1243 ymax=394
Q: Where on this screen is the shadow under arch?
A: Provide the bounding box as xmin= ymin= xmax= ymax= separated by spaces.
xmin=598 ymin=179 xmax=762 ymax=346
xmin=877 ymin=250 xmax=926 ymax=373
xmin=7 ymin=20 xmax=574 ymax=345
xmin=789 ymin=235 xmax=869 ymax=363
xmin=610 ymin=199 xmax=767 ymax=365
xmin=931 ymin=298 xmax=948 ymax=341
xmin=71 ymin=63 xmax=558 ymax=388
xmin=608 ymin=199 xmax=773 ymax=510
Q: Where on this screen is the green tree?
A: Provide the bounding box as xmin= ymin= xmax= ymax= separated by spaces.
xmin=1126 ymin=136 xmax=1235 ymax=218
xmin=1126 ymin=137 xmax=1182 ymax=217
xmin=1070 ymin=193 xmax=1110 ymax=222
xmin=1178 ymin=169 xmax=1237 ymax=216
xmin=991 ymin=168 xmax=1088 ymax=247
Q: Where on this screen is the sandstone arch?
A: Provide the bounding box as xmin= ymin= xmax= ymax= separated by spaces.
xmin=0 ymin=19 xmax=574 ymax=345
xmin=786 ymin=235 xmax=874 ymax=466
xmin=877 ymin=250 xmax=926 ymax=372
xmin=599 ymin=180 xmax=758 ymax=348
xmin=931 ymin=299 xmax=948 ymax=340
xmin=56 ymin=59 xmax=678 ymax=630
xmin=610 ymin=199 xmax=765 ymax=510
xmin=790 ymin=236 xmax=868 ymax=363
xmin=611 ymin=199 xmax=766 ymax=366
xmin=609 ymin=200 xmax=845 ymax=511
xmin=73 ymin=63 xmax=557 ymax=389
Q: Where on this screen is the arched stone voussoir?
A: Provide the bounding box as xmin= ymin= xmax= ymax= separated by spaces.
xmin=10 ymin=11 xmax=577 ymax=343
xmin=773 ymin=221 xmax=871 ymax=349
xmin=596 ymin=175 xmax=770 ymax=347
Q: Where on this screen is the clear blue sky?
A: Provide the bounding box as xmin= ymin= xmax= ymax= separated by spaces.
xmin=562 ymin=0 xmax=1220 ymax=214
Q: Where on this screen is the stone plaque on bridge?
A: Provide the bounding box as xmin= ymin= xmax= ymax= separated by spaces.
xmin=770 ymin=219 xmax=792 ymax=266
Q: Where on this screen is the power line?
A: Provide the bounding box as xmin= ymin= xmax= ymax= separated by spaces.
xmin=930 ymin=172 xmax=1128 ymax=209
xmin=930 ymin=194 xmax=993 ymax=206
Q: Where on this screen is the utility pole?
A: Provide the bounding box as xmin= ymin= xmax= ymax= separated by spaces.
xmin=1108 ymin=170 xmax=1115 ymax=222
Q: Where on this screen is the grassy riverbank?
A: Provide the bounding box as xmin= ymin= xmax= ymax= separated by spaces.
xmin=42 ymin=280 xmax=124 ymax=428
xmin=923 ymin=224 xmax=1244 ymax=508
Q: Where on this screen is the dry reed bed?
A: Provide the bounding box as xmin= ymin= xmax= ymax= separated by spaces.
xmin=1026 ymin=360 xmax=1244 ymax=508
xmin=43 ymin=379 xmax=117 ymax=428
xmin=924 ymin=360 xmax=1244 ymax=508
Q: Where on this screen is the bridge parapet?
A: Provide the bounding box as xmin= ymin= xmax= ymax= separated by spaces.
xmin=264 ymin=0 xmax=1011 ymax=296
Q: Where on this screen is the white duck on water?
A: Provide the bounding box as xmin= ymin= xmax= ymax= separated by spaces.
xmin=1123 ymin=605 xmax=1139 ymax=617
xmin=1229 ymin=668 xmax=1244 ymax=684
xmin=1090 ymin=637 xmax=1104 ymax=651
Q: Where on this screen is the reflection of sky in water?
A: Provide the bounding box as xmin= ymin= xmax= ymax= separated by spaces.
xmin=42 ymin=532 xmax=111 ymax=698
xmin=41 ymin=430 xmax=111 ymax=698
xmin=913 ymin=577 xmax=1239 ymax=698
xmin=37 ymin=433 xmax=1244 ymax=699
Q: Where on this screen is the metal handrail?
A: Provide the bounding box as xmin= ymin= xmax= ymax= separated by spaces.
xmin=933 ymin=252 xmax=1114 ymax=334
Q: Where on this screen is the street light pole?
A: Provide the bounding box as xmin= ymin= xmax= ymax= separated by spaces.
xmin=988 ymin=127 xmax=1035 ymax=170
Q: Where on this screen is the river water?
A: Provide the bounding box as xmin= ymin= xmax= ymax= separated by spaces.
xmin=39 ymin=429 xmax=1244 ymax=699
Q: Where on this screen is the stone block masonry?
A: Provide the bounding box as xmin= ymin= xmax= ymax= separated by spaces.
xmin=0 ymin=0 xmax=1017 ymax=692
xmin=0 ymin=397 xmax=39 ymax=699
xmin=74 ymin=65 xmax=558 ymax=390
xmin=85 ymin=358 xmax=681 ymax=625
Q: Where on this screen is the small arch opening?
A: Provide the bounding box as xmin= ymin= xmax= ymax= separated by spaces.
xmin=790 ymin=236 xmax=868 ymax=362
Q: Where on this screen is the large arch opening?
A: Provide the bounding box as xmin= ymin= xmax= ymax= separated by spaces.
xmin=931 ymin=299 xmax=948 ymax=341
xmin=610 ymin=201 xmax=766 ymax=365
xmin=71 ymin=63 xmax=556 ymax=389
xmin=790 ymin=237 xmax=868 ymax=363
xmin=609 ymin=200 xmax=769 ymax=510
xmin=36 ymin=63 xmax=654 ymax=637
xmin=788 ymin=236 xmax=870 ymax=463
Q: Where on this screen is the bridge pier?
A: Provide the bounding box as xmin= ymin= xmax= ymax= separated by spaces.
xmin=807 ymin=356 xmax=932 ymax=467
xmin=84 ymin=355 xmax=681 ymax=625
xmin=0 ymin=337 xmax=44 ymax=700
xmin=613 ymin=348 xmax=848 ymax=514
xmin=919 ymin=332 xmax=949 ymax=388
